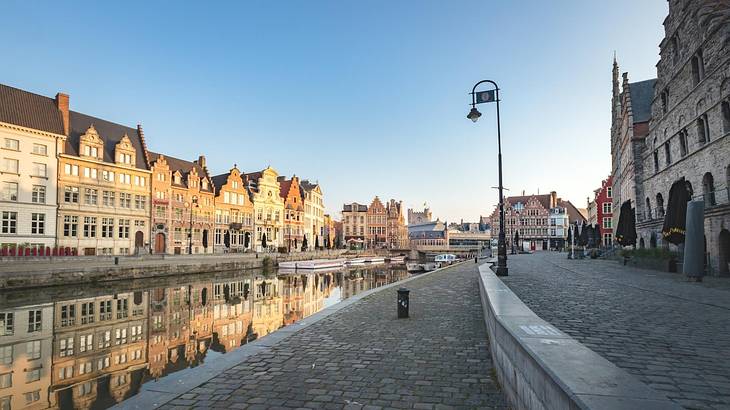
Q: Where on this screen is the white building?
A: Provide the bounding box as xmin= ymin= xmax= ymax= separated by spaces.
xmin=0 ymin=85 xmax=66 ymax=252
xmin=300 ymin=180 xmax=325 ymax=247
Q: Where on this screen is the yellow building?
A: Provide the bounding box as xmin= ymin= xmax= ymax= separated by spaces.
xmin=245 ymin=167 xmax=284 ymax=251
xmin=57 ymin=105 xmax=152 ymax=256
xmin=212 ymin=165 xmax=254 ymax=253
xmin=149 ymin=153 xmax=215 ymax=254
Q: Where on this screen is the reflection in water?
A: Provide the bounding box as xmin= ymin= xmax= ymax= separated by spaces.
xmin=0 ymin=264 xmax=408 ymax=409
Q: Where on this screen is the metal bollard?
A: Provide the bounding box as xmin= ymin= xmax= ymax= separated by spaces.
xmin=397 ymin=287 xmax=410 ymax=318
xmin=114 ymin=257 xmax=119 ymax=265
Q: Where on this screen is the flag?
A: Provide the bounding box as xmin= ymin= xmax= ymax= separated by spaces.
xmin=475 ymin=89 xmax=496 ymax=104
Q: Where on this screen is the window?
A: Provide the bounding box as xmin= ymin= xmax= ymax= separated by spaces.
xmin=119 ymin=173 xmax=131 ymax=184
xmin=155 ymin=205 xmax=165 ymax=218
xmin=78 ymin=381 xmax=93 ymax=396
xmin=32 ymin=162 xmax=46 ymax=177
xmin=102 ymin=170 xmax=115 ymax=182
xmin=3 ymin=138 xmax=19 ymax=151
xmin=26 ymin=340 xmax=41 ymax=360
xmin=60 ymin=304 xmax=75 ymax=327
xmin=653 ymin=150 xmax=659 ymax=172
xmin=664 ymin=141 xmax=672 ymax=165
xmin=0 ymin=373 xmax=10 ymax=389
xmin=115 ymin=327 xmax=127 ymax=344
xmin=1 ymin=182 xmax=17 ymax=201
xmin=606 ymin=187 xmax=612 ymax=198
xmin=102 ymin=190 xmax=115 ymax=206
xmin=83 ymin=167 xmax=97 ymax=179
xmin=722 ymin=101 xmax=730 ymax=134
xmin=83 ymin=145 xmax=99 ymax=158
xmin=117 ymin=299 xmax=128 ymax=319
xmin=99 ymin=301 xmax=112 ymax=321
xmin=0 ymin=396 xmax=8 ymax=410
xmin=697 ymin=114 xmax=710 ymax=144
xmin=602 ymin=202 xmax=612 ymax=214
xmin=58 ymin=365 xmax=73 ymax=380
xmin=81 ymin=302 xmax=94 ymax=324
xmin=63 ymin=215 xmax=78 ymax=237
xmin=691 ymin=49 xmax=704 ymax=86
xmin=1 ymin=158 xmax=18 ymax=174
xmin=79 ymin=334 xmax=93 ymax=353
xmin=119 ymin=193 xmax=131 ymax=208
xmin=1 ymin=212 xmax=17 ymax=234
xmin=118 ymin=219 xmax=130 ymax=239
xmin=59 ymin=337 xmax=74 ymax=357
xmin=101 ymin=218 xmax=114 ymax=238
xmin=98 ymin=330 xmax=111 ymax=348
xmin=679 ymin=129 xmax=688 ymax=157
xmin=64 ymin=163 xmax=78 ymax=176
xmin=32 ymin=143 xmax=47 ymax=156
xmin=119 ymin=153 xmax=132 ymax=164
xmin=78 ymin=361 xmax=92 ymax=375
xmin=656 ymin=193 xmax=665 ymax=218
xmin=83 ymin=216 xmax=97 ymax=238
xmin=131 ymin=324 xmax=143 ymax=341
xmin=31 ymin=185 xmax=46 ymax=203
xmin=0 ymin=313 xmax=14 ymax=336
xmin=64 ymin=186 xmax=79 ymax=203
xmin=83 ymin=188 xmax=98 ymax=205
xmin=134 ymin=195 xmax=146 ymax=210
xmin=157 ymin=172 xmax=165 ymax=181
xmin=28 ymin=310 xmax=41 ymax=332
xmin=25 ymin=389 xmax=41 ymax=404
xmin=603 ymin=233 xmax=613 ymax=247
xmin=0 ymin=346 xmax=11 ymax=365
xmin=660 ymin=89 xmax=669 ymax=114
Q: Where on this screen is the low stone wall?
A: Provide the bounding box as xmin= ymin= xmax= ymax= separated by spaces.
xmin=477 ymin=264 xmax=682 ymax=410
xmin=0 ymin=250 xmax=348 ymax=290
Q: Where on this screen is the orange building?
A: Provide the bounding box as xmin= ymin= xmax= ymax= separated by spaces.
xmin=278 ymin=176 xmax=304 ymax=251
xmin=366 ymin=196 xmax=387 ymax=248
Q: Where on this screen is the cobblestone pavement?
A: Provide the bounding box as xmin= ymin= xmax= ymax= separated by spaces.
xmin=502 ymin=252 xmax=730 ymax=410
xmin=161 ymin=263 xmax=507 ymax=409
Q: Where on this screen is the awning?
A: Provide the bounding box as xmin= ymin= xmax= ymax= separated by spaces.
xmin=615 ymin=200 xmax=636 ymax=246
xmin=662 ymin=177 xmax=691 ymax=245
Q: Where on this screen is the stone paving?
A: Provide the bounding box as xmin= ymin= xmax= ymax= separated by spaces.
xmin=160 ymin=263 xmax=508 ymax=409
xmin=502 ymin=252 xmax=730 ymax=410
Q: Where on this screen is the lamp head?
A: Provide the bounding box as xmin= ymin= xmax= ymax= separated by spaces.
xmin=467 ymin=107 xmax=482 ymax=123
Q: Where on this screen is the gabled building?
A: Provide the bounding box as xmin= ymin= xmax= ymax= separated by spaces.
xmin=342 ymin=202 xmax=367 ymax=248
xmin=366 ymin=196 xmax=387 ymax=248
xmin=278 ymin=175 xmax=304 ymax=251
xmin=149 ymin=153 xmax=215 ymax=254
xmin=300 ymin=180 xmax=324 ymax=248
xmin=245 ymin=167 xmax=284 ymax=251
xmin=211 ymin=165 xmax=254 ymax=253
xmin=0 ymin=84 xmax=67 ymax=253
xmin=58 ymin=106 xmax=152 ymax=256
xmin=386 ymin=199 xmax=408 ymax=249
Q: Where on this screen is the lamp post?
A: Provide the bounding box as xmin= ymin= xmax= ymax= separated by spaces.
xmin=186 ymin=196 xmax=198 ymax=255
xmin=468 ymin=80 xmax=508 ymax=276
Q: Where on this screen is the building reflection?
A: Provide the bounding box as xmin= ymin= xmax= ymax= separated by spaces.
xmin=0 ymin=265 xmax=406 ymax=409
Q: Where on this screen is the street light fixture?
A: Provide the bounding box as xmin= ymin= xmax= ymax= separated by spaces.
xmin=185 ymin=196 xmax=199 ymax=255
xmin=468 ymin=79 xmax=508 ymax=276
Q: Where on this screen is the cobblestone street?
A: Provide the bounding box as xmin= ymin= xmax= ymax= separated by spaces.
xmin=160 ymin=263 xmax=507 ymax=409
xmin=502 ymin=252 xmax=730 ymax=410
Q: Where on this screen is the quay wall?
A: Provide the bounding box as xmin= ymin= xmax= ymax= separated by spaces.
xmin=477 ymin=264 xmax=681 ymax=410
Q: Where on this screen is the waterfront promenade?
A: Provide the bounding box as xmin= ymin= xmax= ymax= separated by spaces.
xmin=133 ymin=262 xmax=508 ymax=409
xmin=502 ymin=252 xmax=730 ymax=410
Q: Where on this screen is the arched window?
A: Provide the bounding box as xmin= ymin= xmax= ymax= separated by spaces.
xmin=697 ymin=114 xmax=709 ymax=144
xmin=722 ymin=101 xmax=730 ymax=134
xmin=691 ymin=49 xmax=704 ymax=86
xmin=703 ymin=172 xmax=716 ymax=206
xmin=679 ymin=129 xmax=688 ymax=157
xmin=656 ymin=193 xmax=665 ymax=218
xmin=645 ymin=197 xmax=652 ymax=220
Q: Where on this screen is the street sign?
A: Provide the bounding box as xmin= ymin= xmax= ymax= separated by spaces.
xmin=475 ymin=89 xmax=496 ymax=104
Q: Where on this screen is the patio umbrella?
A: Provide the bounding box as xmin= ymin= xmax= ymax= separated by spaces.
xmin=514 ymin=231 xmax=520 ymax=248
xmin=593 ymin=224 xmax=602 ymax=247
xmin=566 ymin=223 xmax=573 ymax=245
xmin=579 ymin=222 xmax=589 ymax=246
xmin=302 ymin=236 xmax=308 ymax=251
xmin=662 ymin=177 xmax=691 ymax=245
xmin=224 ymin=231 xmax=230 ymax=248
xmin=615 ymin=200 xmax=636 ymax=246
xmin=261 ymin=233 xmax=267 ymax=249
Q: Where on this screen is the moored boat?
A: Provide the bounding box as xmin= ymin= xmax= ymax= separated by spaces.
xmin=278 ymin=259 xmax=345 ymax=270
xmin=389 ymin=255 xmax=406 ymax=263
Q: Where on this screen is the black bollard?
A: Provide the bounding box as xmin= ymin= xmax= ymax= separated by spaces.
xmin=474 ymin=257 xmax=478 ymax=264
xmin=397 ymin=288 xmax=410 ymax=318
xmin=114 ymin=257 xmax=119 ymax=265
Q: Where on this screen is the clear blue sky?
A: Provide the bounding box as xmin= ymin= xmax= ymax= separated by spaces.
xmin=1 ymin=1 xmax=667 ymax=222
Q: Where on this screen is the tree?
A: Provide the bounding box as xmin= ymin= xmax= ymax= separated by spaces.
xmin=302 ymin=235 xmax=308 ymax=251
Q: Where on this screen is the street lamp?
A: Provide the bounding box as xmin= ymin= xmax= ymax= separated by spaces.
xmin=185 ymin=196 xmax=199 ymax=255
xmin=468 ymin=79 xmax=508 ymax=276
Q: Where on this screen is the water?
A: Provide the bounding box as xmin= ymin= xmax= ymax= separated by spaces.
xmin=0 ymin=263 xmax=409 ymax=410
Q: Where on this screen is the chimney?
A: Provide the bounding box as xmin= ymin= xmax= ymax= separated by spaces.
xmin=550 ymin=191 xmax=558 ymax=208
xmin=198 ymin=155 xmax=206 ymax=169
xmin=55 ymin=93 xmax=69 ymax=136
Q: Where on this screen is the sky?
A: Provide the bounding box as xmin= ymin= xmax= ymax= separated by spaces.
xmin=0 ymin=1 xmax=668 ymax=222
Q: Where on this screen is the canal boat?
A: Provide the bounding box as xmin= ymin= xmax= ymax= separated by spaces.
xmin=389 ymin=255 xmax=406 ymax=263
xmin=278 ymin=259 xmax=345 ymax=270
xmin=364 ymin=256 xmax=386 ymax=264
xmin=406 ymin=262 xmax=440 ymax=273
xmin=345 ymin=257 xmax=367 ymax=265
xmin=434 ymin=254 xmax=457 ymax=264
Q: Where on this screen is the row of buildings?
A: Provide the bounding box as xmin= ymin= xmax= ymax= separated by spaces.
xmin=610 ymin=0 xmax=730 ymax=275
xmin=0 ymin=268 xmax=407 ymax=409
xmin=341 ymin=197 xmax=408 ymax=249
xmin=0 ymin=84 xmax=337 ymax=255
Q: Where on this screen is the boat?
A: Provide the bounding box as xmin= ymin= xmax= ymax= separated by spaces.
xmin=406 ymin=262 xmax=440 ymax=273
xmin=345 ymin=258 xmax=367 ymax=265
xmin=434 ymin=254 xmax=457 ymax=264
xmin=406 ymin=263 xmax=424 ymax=273
xmin=389 ymin=255 xmax=406 ymax=263
xmin=364 ymin=256 xmax=386 ymax=264
xmin=278 ymin=259 xmax=345 ymax=270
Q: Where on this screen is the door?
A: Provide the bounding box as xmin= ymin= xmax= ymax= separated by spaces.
xmin=154 ymin=233 xmax=166 ymax=254
xmin=135 ymin=231 xmax=144 ymax=248
xmin=84 ymin=247 xmax=96 ymax=256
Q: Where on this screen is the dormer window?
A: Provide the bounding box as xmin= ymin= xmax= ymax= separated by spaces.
xmin=202 ymin=180 xmax=208 ymax=190
xmin=118 ymin=153 xmax=132 ymax=164
xmin=83 ymin=145 xmax=99 ymax=158
xmin=79 ymin=125 xmax=104 ymax=160
xmin=114 ymin=135 xmax=136 ymax=167
xmin=174 ymin=174 xmax=181 ymax=184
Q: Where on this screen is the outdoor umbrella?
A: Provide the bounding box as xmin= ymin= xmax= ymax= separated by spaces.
xmin=224 ymin=231 xmax=230 ymax=249
xmin=261 ymin=233 xmax=267 ymax=249
xmin=302 ymin=236 xmax=308 ymax=251
xmin=514 ymin=231 xmax=520 ymax=248
xmin=593 ymin=224 xmax=602 ymax=247
xmin=579 ymin=222 xmax=589 ymax=246
xmin=615 ymin=200 xmax=637 ymax=246
xmin=566 ymin=223 xmax=573 ymax=245
xmin=662 ymin=177 xmax=691 ymax=244
xmin=315 ymin=235 xmax=320 ymax=249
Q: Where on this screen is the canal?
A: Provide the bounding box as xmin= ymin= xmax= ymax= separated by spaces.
xmin=0 ymin=263 xmax=410 ymax=410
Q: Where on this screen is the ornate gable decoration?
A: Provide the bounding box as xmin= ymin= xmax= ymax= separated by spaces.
xmin=79 ymin=125 xmax=105 ymax=160
xmin=115 ymin=134 xmax=136 ymax=166
xmin=80 ymin=124 xmax=103 ymax=145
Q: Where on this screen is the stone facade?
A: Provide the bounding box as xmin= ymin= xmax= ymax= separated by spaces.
xmin=342 ymin=202 xmax=368 ymax=248
xmin=613 ymin=0 xmax=730 ymax=274
xmin=149 ymin=153 xmax=215 ymax=254
xmin=386 ymin=199 xmax=408 ymax=249
xmin=245 ymin=167 xmax=285 ymax=251
xmin=300 ymin=180 xmax=324 ymax=248
xmin=407 ymin=206 xmax=432 ymax=225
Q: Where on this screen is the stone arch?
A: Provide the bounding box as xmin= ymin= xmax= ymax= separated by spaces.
xmin=719 ymin=229 xmax=730 ymax=275
xmin=702 ymin=172 xmax=716 ymax=206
